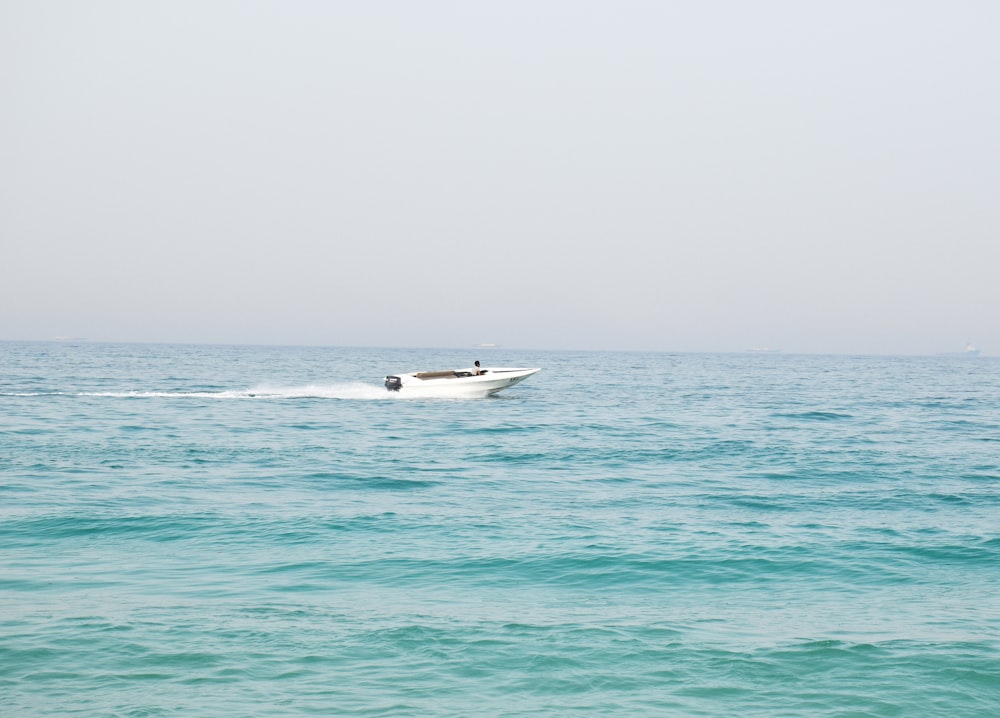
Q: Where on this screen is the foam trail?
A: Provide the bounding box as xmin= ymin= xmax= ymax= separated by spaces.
xmin=3 ymin=384 xmax=393 ymax=400
xmin=244 ymin=383 xmax=391 ymax=400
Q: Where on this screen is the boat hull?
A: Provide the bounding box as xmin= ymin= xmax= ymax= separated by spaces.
xmin=384 ymin=367 xmax=540 ymax=398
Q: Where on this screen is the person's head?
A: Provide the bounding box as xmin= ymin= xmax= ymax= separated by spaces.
xmin=474 ymin=360 xmax=480 ymax=367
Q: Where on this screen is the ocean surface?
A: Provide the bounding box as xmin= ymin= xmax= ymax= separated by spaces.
xmin=2 ymin=341 xmax=998 ymax=717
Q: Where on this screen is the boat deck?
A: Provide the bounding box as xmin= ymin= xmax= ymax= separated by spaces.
xmin=413 ymin=370 xmax=474 ymax=380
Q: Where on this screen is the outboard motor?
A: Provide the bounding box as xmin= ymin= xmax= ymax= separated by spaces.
xmin=384 ymin=375 xmax=402 ymax=392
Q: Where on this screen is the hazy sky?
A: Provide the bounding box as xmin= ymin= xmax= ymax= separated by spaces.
xmin=3 ymin=1 xmax=998 ymax=354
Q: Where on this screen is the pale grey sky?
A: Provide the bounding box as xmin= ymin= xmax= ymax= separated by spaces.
xmin=2 ymin=1 xmax=998 ymax=354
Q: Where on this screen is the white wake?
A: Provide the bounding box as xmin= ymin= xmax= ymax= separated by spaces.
xmin=6 ymin=383 xmax=393 ymax=400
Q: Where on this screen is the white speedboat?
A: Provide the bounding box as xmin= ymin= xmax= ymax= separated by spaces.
xmin=384 ymin=366 xmax=540 ymax=398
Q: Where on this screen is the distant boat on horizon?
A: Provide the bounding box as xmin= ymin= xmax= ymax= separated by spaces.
xmin=939 ymin=342 xmax=981 ymax=357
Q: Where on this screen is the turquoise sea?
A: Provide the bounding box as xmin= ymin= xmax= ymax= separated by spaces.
xmin=2 ymin=341 xmax=999 ymax=717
